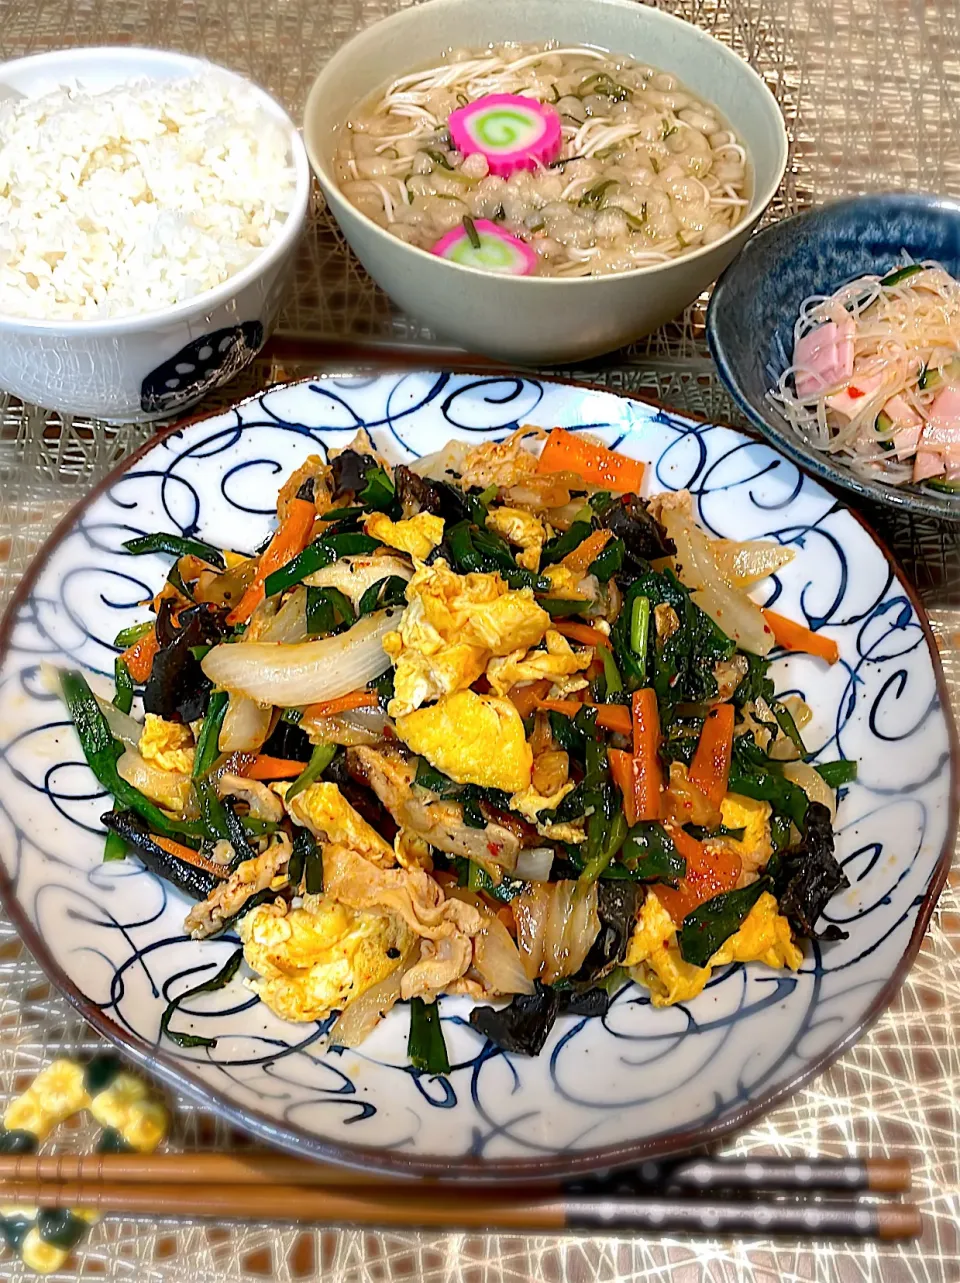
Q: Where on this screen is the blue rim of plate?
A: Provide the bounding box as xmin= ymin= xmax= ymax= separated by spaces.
xmin=706 ymin=196 xmax=960 ymax=523
xmin=0 ymin=370 xmax=955 ymax=1182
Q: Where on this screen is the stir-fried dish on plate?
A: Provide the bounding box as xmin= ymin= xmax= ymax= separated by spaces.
xmin=56 ymin=426 xmax=856 ymax=1070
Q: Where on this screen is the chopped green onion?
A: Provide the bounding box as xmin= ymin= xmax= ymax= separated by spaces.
xmin=112 ymin=658 xmax=133 ymax=715
xmin=306 ymin=585 xmax=356 ymax=637
xmin=60 ymin=670 xmax=202 ymax=842
xmin=537 ymin=596 xmax=591 ymax=617
xmin=630 ymin=595 xmax=650 ymax=670
xmin=103 ymin=828 xmax=127 ymax=862
xmin=815 ymin=759 xmax=858 ymax=787
xmin=589 ymin=537 xmax=623 ymax=582
xmin=358 ymin=467 xmax=396 ymax=511
xmin=264 ymin=533 xmax=379 ymax=598
xmin=193 ymin=691 xmax=231 ymax=842
xmin=771 ymin=700 xmax=806 ymax=757
xmin=578 ymin=179 xmax=618 ymax=209
xmin=542 ymin=521 xmax=590 ymax=566
xmin=358 ymin=575 xmax=409 ymax=616
xmin=160 ymin=948 xmax=243 ymax=1049
xmin=286 ymin=742 xmax=336 ymax=803
xmin=113 ymin=620 xmax=153 ymax=650
xmin=407 ymin=996 xmax=451 ymax=1074
xmin=599 ymin=645 xmax=622 ymax=695
xmin=462 ymin=215 xmax=481 ymax=250
xmin=122 ymin=532 xmax=226 ymax=570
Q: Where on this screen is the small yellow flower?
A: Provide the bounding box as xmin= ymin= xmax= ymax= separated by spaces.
xmin=20 ymin=1227 xmax=69 ymax=1274
xmin=88 ymin=1072 xmax=148 ymax=1132
xmin=31 ymin=1060 xmax=90 ymax=1119
xmin=3 ymin=1094 xmax=49 ymax=1139
xmin=122 ymin=1099 xmax=169 ymax=1153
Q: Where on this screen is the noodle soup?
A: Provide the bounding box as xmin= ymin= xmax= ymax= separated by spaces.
xmin=334 ymin=42 xmax=751 ymax=278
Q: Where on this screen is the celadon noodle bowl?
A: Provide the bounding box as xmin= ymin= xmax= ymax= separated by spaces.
xmin=305 ymin=0 xmax=787 ymax=362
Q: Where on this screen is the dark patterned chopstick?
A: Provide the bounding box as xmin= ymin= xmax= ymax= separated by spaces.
xmin=577 ymin=1155 xmax=912 ymax=1195
xmin=0 ymin=1178 xmax=924 ymax=1240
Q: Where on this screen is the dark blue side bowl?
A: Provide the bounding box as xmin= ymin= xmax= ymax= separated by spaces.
xmin=707 ymin=192 xmax=960 ymax=521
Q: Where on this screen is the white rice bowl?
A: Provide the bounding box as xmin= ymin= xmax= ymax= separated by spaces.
xmin=0 ymin=72 xmax=298 ymax=320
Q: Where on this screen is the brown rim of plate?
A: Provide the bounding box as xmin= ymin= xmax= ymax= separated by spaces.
xmin=0 ymin=370 xmax=955 ymax=1184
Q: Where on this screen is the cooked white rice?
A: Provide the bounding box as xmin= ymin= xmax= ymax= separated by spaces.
xmin=0 ymin=73 xmax=298 ymax=321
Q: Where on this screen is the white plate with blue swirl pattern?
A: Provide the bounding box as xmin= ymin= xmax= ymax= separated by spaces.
xmin=0 ymin=372 xmax=954 ymax=1179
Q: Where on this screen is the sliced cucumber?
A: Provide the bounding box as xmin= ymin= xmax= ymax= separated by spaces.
xmin=924 ymin=478 xmax=960 ymax=493
xmin=918 ymin=356 xmax=960 ymax=392
xmin=875 ymin=409 xmax=895 ymax=451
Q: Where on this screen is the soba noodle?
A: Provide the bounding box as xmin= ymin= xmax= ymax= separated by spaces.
xmin=334 ymin=42 xmax=751 ymax=278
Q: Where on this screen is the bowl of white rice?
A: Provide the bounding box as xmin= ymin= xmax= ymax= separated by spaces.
xmin=0 ymin=46 xmax=310 ymax=421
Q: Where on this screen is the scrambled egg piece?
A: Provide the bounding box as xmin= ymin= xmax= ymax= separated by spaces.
xmin=239 ymin=897 xmax=413 ymax=1022
xmin=3 ymin=1059 xmax=89 ymax=1140
xmin=542 ymin=563 xmax=589 ymax=599
xmin=485 ymin=505 xmax=546 ymax=571
xmin=139 ymin=714 xmax=195 ymax=773
xmin=396 ymin=689 xmax=533 ymax=793
xmin=626 ymin=891 xmax=803 ymax=1008
xmin=509 ymin=780 xmax=576 ymax=822
xmin=365 ymin=511 xmax=444 ymax=561
xmin=384 ymin=559 xmax=550 ymax=716
xmin=719 ymin=793 xmax=773 ymax=879
xmin=487 ymin=629 xmax=593 ymax=698
xmin=279 ymin=780 xmax=395 ymax=866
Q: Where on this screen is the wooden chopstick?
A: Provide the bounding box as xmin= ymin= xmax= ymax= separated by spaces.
xmin=0 ymin=1179 xmax=923 ymax=1240
xmin=0 ymin=1152 xmax=913 ymax=1195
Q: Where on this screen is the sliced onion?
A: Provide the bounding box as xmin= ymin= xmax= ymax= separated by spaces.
xmin=473 ymin=914 xmax=535 ymax=996
xmin=781 ymin=693 xmax=813 ymax=729
xmin=304 ymin=555 xmax=413 ymax=608
xmin=782 ymin=760 xmax=837 ymax=821
xmin=514 ymin=847 xmax=554 ymax=882
xmin=327 ymin=945 xmax=418 ymax=1048
xmin=117 ymin=747 xmax=192 ymax=813
xmin=219 ymin=694 xmax=272 ymax=753
xmin=513 ymin=880 xmax=599 ymax=984
xmin=660 ymin=508 xmax=774 ymax=656
xmin=711 ymin=540 xmax=795 ymax=587
xmin=99 ymin=699 xmax=142 ymax=753
xmin=201 ymin=608 xmax=401 ymax=707
xmin=255 ymin=587 xmax=307 ymax=644
xmin=412 ymin=441 xmax=470 ymax=481
xmin=301 ymin=706 xmax=390 ymax=747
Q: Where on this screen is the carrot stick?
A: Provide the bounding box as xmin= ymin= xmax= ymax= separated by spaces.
xmin=551 ymin=619 xmax=611 ymax=650
xmin=688 ymin=703 xmax=735 ymax=810
xmin=535 ymin=698 xmax=633 ymax=737
xmin=654 ymin=827 xmax=742 ymax=924
xmin=303 ymin=690 xmax=380 ymax=720
xmin=227 ymin=496 xmax=317 ymax=626
xmin=536 ymin=427 xmax=645 ymax=493
xmin=630 ymin=688 xmax=663 ymax=820
xmin=608 ymin=748 xmax=639 ymax=827
xmin=121 ymin=629 xmax=159 ymax=684
xmin=245 ymin=756 xmax=311 ymax=781
xmin=152 ymin=835 xmax=226 ymax=879
xmin=507 ymin=679 xmax=552 ymax=719
xmin=561 ymin=529 xmax=612 ymax=575
xmin=762 ymin=609 xmax=840 ymax=664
